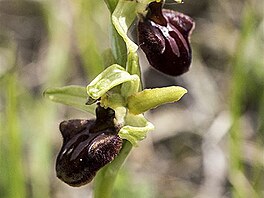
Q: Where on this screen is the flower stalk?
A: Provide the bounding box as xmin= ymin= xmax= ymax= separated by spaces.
xmin=44 ymin=0 xmax=192 ymax=197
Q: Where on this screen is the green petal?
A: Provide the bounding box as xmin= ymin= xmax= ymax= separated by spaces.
xmin=119 ymin=114 xmax=154 ymax=146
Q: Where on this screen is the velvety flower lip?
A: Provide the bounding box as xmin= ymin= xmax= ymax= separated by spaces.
xmin=55 ymin=106 xmax=122 ymax=187
xmin=138 ymin=20 xmax=166 ymax=54
xmin=138 ymin=1 xmax=195 ymax=76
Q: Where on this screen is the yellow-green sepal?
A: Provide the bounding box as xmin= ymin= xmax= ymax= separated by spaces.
xmin=127 ymin=86 xmax=187 ymax=115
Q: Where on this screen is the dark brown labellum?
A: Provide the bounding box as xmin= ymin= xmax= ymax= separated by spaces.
xmin=138 ymin=1 xmax=195 ymax=76
xmin=56 ymin=106 xmax=122 ymax=187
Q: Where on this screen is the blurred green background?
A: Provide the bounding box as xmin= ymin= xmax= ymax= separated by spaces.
xmin=0 ymin=0 xmax=263 ymax=197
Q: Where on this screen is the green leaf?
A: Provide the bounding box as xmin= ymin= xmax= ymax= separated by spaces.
xmin=102 ymin=48 xmax=116 ymax=68
xmin=127 ymin=86 xmax=187 ymax=115
xmin=43 ymin=85 xmax=96 ymax=114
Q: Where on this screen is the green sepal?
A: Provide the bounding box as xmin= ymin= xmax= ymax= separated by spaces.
xmin=112 ymin=0 xmax=138 ymax=53
xmin=86 ymin=64 xmax=140 ymax=100
xmin=111 ymin=0 xmax=160 ymax=76
xmin=104 ymin=0 xmax=119 ymax=13
xmin=43 ymin=85 xmax=96 ymax=114
xmin=127 ymin=86 xmax=187 ymax=115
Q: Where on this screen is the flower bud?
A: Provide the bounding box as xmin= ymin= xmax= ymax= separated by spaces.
xmin=56 ymin=106 xmax=122 ymax=187
xmin=138 ymin=1 xmax=195 ymax=76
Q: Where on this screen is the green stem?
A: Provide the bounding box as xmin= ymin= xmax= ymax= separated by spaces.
xmin=93 ymin=141 xmax=132 ymax=198
xmin=5 ymin=73 xmax=26 ymax=198
xmin=93 ymin=1 xmax=142 ymax=197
